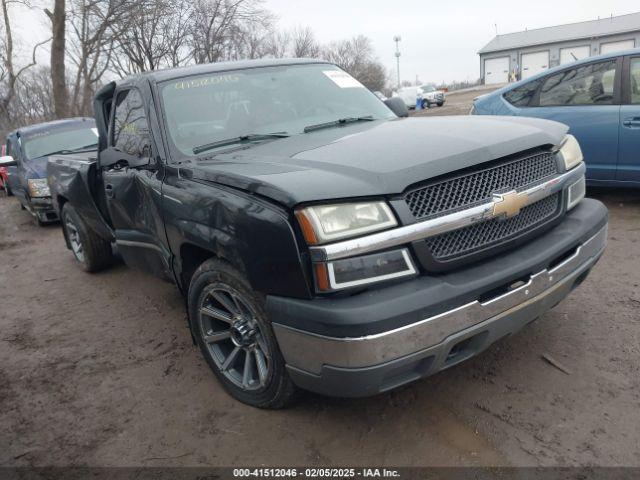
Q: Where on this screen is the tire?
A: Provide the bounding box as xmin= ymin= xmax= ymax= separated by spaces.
xmin=437 ymin=102 xmax=444 ymax=107
xmin=60 ymin=203 xmax=113 ymax=272
xmin=188 ymin=258 xmax=298 ymax=408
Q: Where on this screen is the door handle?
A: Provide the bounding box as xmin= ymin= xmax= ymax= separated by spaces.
xmin=623 ymin=117 xmax=640 ymax=128
xmin=105 ymin=184 xmax=114 ymax=198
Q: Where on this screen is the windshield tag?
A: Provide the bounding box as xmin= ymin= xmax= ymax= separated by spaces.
xmin=91 ymin=128 xmax=99 ymax=137
xmin=323 ymin=70 xmax=364 ymax=89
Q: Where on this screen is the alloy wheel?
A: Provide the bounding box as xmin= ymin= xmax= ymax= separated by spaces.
xmin=198 ymin=285 xmax=271 ymax=391
xmin=65 ymin=219 xmax=85 ymax=262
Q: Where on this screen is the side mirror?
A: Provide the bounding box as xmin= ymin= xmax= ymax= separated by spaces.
xmin=0 ymin=155 xmax=17 ymax=167
xmin=384 ymin=97 xmax=409 ymax=118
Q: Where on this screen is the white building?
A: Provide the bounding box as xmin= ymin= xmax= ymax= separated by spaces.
xmin=479 ymin=12 xmax=640 ymax=84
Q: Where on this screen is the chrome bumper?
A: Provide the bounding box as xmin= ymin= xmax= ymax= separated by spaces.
xmin=274 ymin=224 xmax=606 ymax=375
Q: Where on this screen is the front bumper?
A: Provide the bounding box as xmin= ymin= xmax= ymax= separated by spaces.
xmin=28 ymin=196 xmax=59 ymax=223
xmin=269 ymin=199 xmax=607 ymax=397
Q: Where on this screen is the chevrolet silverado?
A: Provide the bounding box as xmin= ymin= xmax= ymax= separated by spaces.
xmin=45 ymin=59 xmax=608 ymax=408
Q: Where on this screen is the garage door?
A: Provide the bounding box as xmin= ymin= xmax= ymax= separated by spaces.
xmin=521 ymin=51 xmax=549 ymax=79
xmin=560 ymin=45 xmax=590 ymax=65
xmin=484 ymin=57 xmax=509 ymax=84
xmin=600 ymin=39 xmax=635 ymax=54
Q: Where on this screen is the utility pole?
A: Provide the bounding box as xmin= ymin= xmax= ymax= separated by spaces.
xmin=393 ymin=35 xmax=401 ymax=89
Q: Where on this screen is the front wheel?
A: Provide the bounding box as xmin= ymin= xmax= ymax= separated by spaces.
xmin=61 ymin=203 xmax=113 ymax=272
xmin=437 ymin=102 xmax=444 ymax=107
xmin=188 ymin=259 xmax=298 ymax=408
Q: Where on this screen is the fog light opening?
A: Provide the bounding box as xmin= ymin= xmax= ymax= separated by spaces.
xmin=325 ymin=248 xmax=416 ymax=291
xmin=567 ymin=176 xmax=586 ymax=211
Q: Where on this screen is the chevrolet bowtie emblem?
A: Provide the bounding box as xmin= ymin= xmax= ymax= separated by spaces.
xmin=492 ymin=190 xmax=529 ymax=218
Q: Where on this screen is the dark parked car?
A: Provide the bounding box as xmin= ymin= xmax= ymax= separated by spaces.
xmin=47 ymin=59 xmax=607 ymax=408
xmin=472 ymin=49 xmax=640 ymax=187
xmin=0 ymin=118 xmax=97 ymax=224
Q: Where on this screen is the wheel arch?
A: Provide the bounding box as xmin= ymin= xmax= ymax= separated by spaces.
xmin=178 ymin=241 xmax=245 ymax=295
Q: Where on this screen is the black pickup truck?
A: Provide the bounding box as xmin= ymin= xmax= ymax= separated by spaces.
xmin=47 ymin=59 xmax=608 ymax=408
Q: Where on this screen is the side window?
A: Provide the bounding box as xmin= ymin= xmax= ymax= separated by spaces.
xmin=631 ymin=58 xmax=640 ymax=104
xmin=112 ymin=89 xmax=150 ymax=157
xmin=539 ymin=60 xmax=617 ymax=106
xmin=503 ymin=79 xmax=542 ymax=107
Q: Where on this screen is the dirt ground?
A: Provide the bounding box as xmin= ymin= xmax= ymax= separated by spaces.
xmin=1 ymin=100 xmax=639 ymax=467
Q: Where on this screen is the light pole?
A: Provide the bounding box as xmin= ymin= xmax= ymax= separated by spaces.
xmin=393 ymin=35 xmax=401 ymax=90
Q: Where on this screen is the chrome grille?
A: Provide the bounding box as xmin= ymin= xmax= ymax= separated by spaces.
xmin=405 ymin=151 xmax=558 ymax=220
xmin=425 ymin=193 xmax=560 ymax=261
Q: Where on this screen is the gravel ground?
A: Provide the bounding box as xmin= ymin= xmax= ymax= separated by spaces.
xmin=1 ymin=103 xmax=639 ymax=467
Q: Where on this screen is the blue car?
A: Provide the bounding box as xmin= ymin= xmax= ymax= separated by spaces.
xmin=472 ymin=49 xmax=640 ymax=187
xmin=3 ymin=118 xmax=97 ymax=224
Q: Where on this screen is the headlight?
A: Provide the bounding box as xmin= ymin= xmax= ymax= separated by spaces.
xmin=296 ymin=201 xmax=397 ymax=245
xmin=28 ymin=178 xmax=50 ymax=198
xmin=557 ymin=134 xmax=583 ymax=171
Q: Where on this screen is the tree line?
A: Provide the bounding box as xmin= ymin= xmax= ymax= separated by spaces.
xmin=0 ymin=0 xmax=388 ymax=135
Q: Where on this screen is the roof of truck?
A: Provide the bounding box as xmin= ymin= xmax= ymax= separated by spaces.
xmin=9 ymin=117 xmax=95 ymax=138
xmin=117 ymin=58 xmax=329 ymax=86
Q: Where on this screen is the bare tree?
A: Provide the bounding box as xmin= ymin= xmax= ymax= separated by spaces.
xmin=324 ymin=35 xmax=386 ymax=91
xmin=262 ymin=29 xmax=290 ymax=58
xmin=13 ymin=66 xmax=55 ymax=124
xmin=240 ymin=22 xmax=272 ymax=59
xmin=1 ymin=0 xmax=50 ymax=131
xmin=110 ymin=0 xmax=191 ymax=75
xmin=67 ymin=0 xmax=133 ymax=115
xmin=45 ymin=0 xmax=69 ymax=118
xmin=290 ymin=26 xmax=319 ymax=58
xmin=190 ymin=0 xmax=270 ymax=64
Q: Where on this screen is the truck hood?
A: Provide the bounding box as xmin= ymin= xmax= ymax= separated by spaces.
xmin=184 ymin=116 xmax=568 ymax=207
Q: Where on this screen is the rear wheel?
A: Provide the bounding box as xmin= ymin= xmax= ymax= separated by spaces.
xmin=188 ymin=259 xmax=297 ymax=408
xmin=61 ymin=203 xmax=113 ymax=272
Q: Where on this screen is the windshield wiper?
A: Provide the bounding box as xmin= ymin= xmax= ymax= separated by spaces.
xmin=303 ymin=116 xmax=375 ymax=133
xmin=43 ymin=143 xmax=99 ymax=157
xmin=193 ymin=133 xmax=289 ymax=155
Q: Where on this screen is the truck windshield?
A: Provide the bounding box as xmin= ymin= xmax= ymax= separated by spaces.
xmin=159 ymin=63 xmax=395 ymax=158
xmin=22 ymin=126 xmax=98 ymax=160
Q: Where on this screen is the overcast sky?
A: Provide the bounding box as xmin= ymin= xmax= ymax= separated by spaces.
xmin=10 ymin=0 xmax=640 ymax=85
xmin=266 ymin=0 xmax=639 ymax=83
